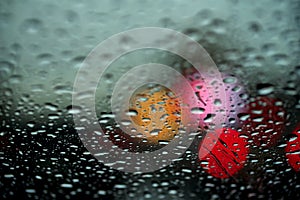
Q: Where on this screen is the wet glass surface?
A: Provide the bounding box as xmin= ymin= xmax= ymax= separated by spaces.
xmin=1 ymin=0 xmax=300 ymax=199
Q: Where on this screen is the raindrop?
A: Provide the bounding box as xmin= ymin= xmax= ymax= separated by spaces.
xmin=203 ymin=114 xmax=216 ymax=123
xmin=191 ymin=107 xmax=205 ymax=114
xmin=168 ymin=189 xmax=177 ymax=195
xmin=253 ymin=117 xmax=264 ymax=122
xmin=158 ymin=140 xmax=169 ymax=145
xmin=20 ymin=18 xmax=43 ymax=34
xmin=142 ymin=118 xmax=151 ymax=123
xmin=45 ymin=103 xmax=58 ymax=111
xmin=25 ymin=189 xmax=36 ymax=193
xmin=228 ymin=118 xmax=236 ymax=124
xmin=100 ymin=113 xmax=115 ymax=118
xmin=251 ymin=109 xmax=263 ymax=114
xmin=121 ymin=120 xmax=131 ymax=126
xmin=65 ymin=10 xmax=79 ymax=23
xmin=66 ymin=105 xmax=82 ymax=114
xmin=214 ymin=99 xmax=222 ymax=106
xmin=0 ymin=61 xmax=14 ymax=82
xmin=98 ymin=190 xmax=106 ymax=195
xmin=61 ymin=183 xmax=73 ymax=188
xmin=223 ymin=76 xmax=237 ymax=83
xmin=160 ymin=114 xmax=169 ymax=121
xmin=54 ymin=85 xmax=72 ymax=95
xmin=4 ymin=174 xmax=14 ymax=178
xmin=231 ymin=85 xmax=241 ymax=92
xmin=238 ymin=113 xmax=250 ymax=121
xmin=150 ymin=129 xmax=162 ymax=136
xmin=114 ymin=184 xmax=127 ymax=189
xmin=137 ymin=96 xmax=149 ymax=102
xmin=288 ymin=135 xmax=298 ymax=142
xmin=48 ymin=114 xmax=59 ymax=120
xmin=248 ymin=21 xmax=262 ymax=33
xmin=184 ymin=28 xmax=203 ymax=41
xmin=26 ymin=121 xmax=36 ymax=128
xmin=125 ymin=109 xmax=138 ymax=116
xmin=257 ymin=83 xmax=274 ymax=95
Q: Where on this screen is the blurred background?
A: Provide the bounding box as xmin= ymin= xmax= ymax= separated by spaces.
xmin=1 ymin=0 xmax=299 ymax=199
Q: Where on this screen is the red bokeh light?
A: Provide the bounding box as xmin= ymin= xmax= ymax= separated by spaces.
xmin=285 ymin=123 xmax=300 ymax=172
xmin=198 ymin=128 xmax=249 ymax=179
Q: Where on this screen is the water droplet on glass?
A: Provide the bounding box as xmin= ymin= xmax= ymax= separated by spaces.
xmin=257 ymin=83 xmax=274 ymax=95
xmin=150 ymin=129 xmax=162 ymax=136
xmin=214 ymin=99 xmax=222 ymax=106
xmin=191 ymin=107 xmax=205 ymax=114
xmin=20 ymin=18 xmax=43 ymax=34
xmin=121 ymin=120 xmax=132 ymax=126
xmin=125 ymin=109 xmax=138 ymax=116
